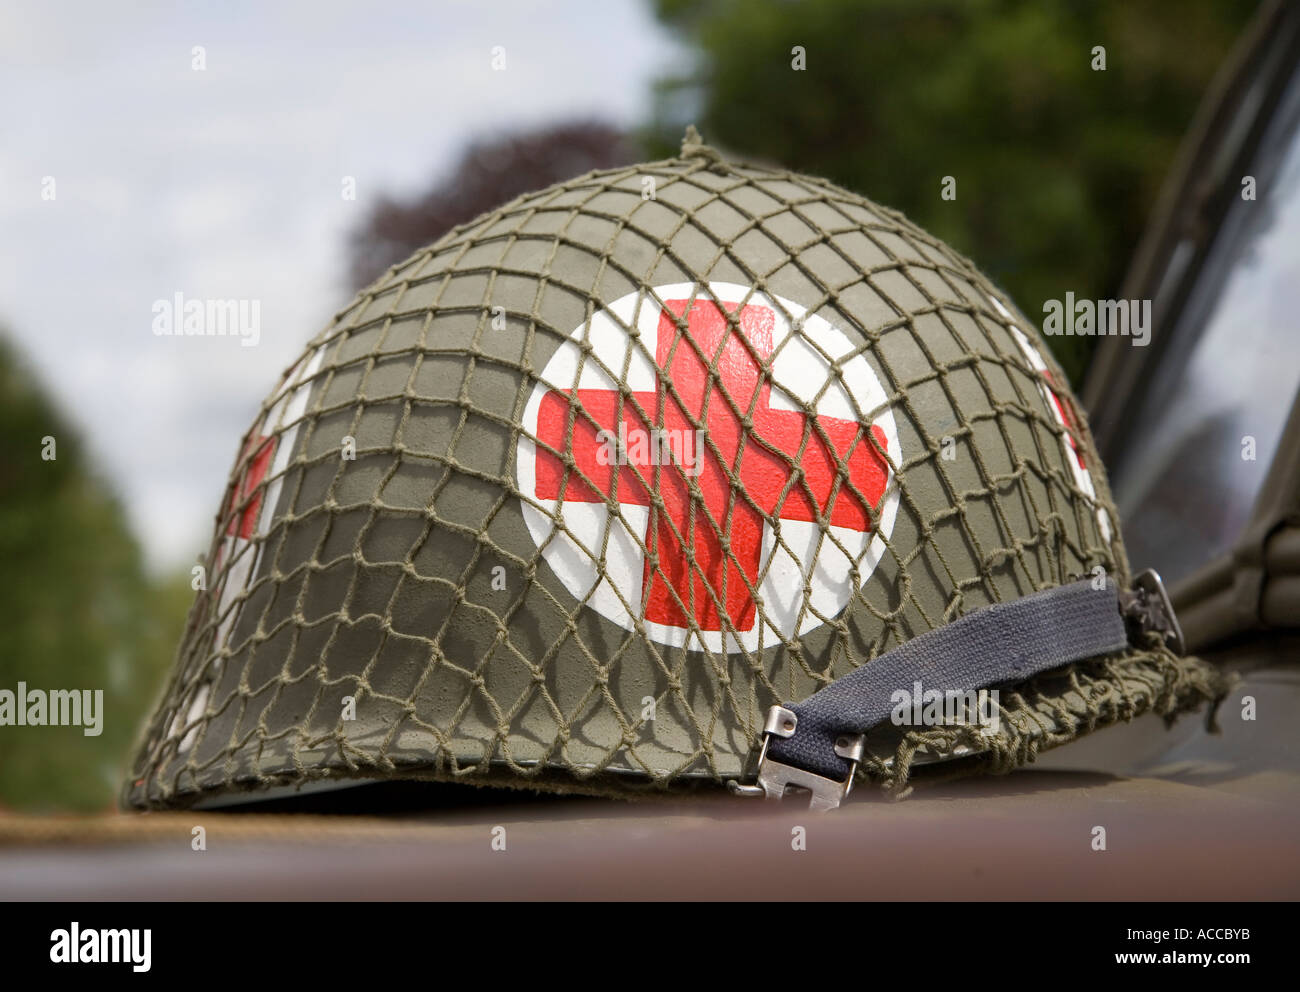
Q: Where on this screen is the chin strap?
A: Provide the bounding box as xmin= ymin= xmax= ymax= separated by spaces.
xmin=729 ymin=570 xmax=1184 ymax=811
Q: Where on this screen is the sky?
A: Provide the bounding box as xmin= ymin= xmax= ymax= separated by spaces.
xmin=0 ymin=0 xmax=684 ymax=572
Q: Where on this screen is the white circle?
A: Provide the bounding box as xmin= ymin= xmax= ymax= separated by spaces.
xmin=517 ymin=283 xmax=900 ymax=653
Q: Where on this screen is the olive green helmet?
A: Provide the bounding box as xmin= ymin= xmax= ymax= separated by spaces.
xmin=124 ymin=131 xmax=1222 ymax=810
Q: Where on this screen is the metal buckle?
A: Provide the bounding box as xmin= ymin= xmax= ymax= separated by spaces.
xmin=1120 ymin=568 xmax=1186 ymax=655
xmin=727 ymin=705 xmax=865 ymax=811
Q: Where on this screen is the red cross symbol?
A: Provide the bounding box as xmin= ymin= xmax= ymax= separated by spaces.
xmin=224 ymin=433 xmax=275 ymax=540
xmin=1041 ymin=370 xmax=1087 ymax=471
xmin=534 ymin=298 xmax=890 ymax=633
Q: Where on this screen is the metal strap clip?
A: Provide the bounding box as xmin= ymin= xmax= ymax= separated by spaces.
xmin=1119 ymin=568 xmax=1186 ymax=655
xmin=727 ymin=705 xmax=865 ymax=811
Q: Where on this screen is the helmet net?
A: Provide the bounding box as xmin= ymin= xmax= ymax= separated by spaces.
xmin=125 ymin=142 xmax=1222 ymax=809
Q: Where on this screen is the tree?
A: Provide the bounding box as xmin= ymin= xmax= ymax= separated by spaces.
xmin=349 ymin=121 xmax=641 ymax=289
xmin=649 ymin=0 xmax=1256 ymax=382
xmin=0 ymin=333 xmax=186 ymax=811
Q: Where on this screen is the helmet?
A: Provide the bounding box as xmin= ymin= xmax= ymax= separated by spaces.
xmin=124 ymin=129 xmax=1223 ymax=810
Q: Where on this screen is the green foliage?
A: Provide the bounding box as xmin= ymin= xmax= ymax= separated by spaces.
xmin=0 ymin=334 xmax=188 ymax=811
xmin=648 ymin=0 xmax=1256 ymax=382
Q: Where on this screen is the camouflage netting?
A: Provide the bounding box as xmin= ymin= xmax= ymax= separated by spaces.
xmin=124 ymin=130 xmax=1225 ymax=810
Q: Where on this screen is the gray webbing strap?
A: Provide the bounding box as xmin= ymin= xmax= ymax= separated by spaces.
xmin=764 ymin=578 xmax=1130 ymax=781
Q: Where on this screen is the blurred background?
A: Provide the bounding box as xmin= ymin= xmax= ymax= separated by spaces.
xmin=0 ymin=0 xmax=1263 ymax=811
